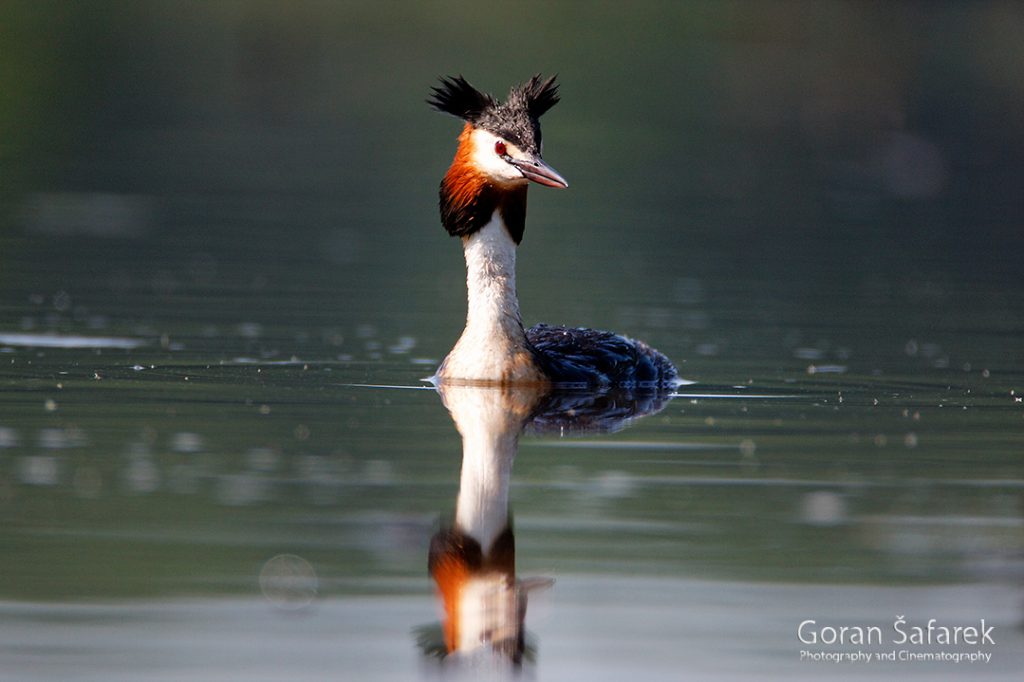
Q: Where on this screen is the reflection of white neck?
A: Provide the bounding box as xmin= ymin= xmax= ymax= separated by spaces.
xmin=439 ymin=217 xmax=544 ymax=384
xmin=446 ymin=385 xmax=520 ymax=553
xmin=436 ymin=383 xmax=552 ymax=662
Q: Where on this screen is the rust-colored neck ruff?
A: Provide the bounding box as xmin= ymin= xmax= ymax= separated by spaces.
xmin=440 ymin=124 xmax=527 ymax=244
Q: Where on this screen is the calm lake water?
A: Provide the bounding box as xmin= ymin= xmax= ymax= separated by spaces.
xmin=2 ymin=2 xmax=1023 ymax=680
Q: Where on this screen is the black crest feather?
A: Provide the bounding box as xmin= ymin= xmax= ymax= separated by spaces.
xmin=427 ymin=75 xmax=496 ymax=123
xmin=429 ymin=74 xmax=560 ymax=153
xmin=514 ymin=74 xmax=560 ymax=119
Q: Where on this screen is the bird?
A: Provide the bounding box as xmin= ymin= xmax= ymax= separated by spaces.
xmin=427 ymin=74 xmax=678 ymax=389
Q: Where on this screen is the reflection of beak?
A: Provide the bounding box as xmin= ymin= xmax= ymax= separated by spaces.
xmin=509 ymin=155 xmax=569 ymax=189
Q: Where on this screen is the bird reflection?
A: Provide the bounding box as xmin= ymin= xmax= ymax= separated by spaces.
xmin=421 ymin=382 xmax=673 ymax=672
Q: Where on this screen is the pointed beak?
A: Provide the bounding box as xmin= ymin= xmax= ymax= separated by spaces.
xmin=509 ymin=155 xmax=569 ymax=189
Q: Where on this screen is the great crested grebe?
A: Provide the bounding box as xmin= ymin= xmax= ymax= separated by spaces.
xmin=428 ymin=74 xmax=678 ymax=388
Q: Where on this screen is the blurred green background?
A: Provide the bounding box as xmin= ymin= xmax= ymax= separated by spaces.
xmin=2 ymin=1 xmax=1022 ymax=337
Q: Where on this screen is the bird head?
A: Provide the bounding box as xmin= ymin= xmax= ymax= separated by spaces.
xmin=429 ymin=75 xmax=568 ymax=189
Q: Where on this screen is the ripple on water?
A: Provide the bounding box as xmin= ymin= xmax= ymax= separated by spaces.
xmin=0 ymin=332 xmax=146 ymax=349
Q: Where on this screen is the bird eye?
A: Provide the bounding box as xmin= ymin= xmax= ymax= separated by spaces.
xmin=494 ymin=140 xmax=507 ymax=156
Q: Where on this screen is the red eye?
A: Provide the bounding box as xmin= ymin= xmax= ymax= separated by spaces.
xmin=494 ymin=140 xmax=507 ymax=156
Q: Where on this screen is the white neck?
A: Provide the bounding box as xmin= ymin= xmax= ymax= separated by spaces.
xmin=438 ymin=214 xmax=545 ymax=384
xmin=464 ymin=214 xmax=523 ymax=337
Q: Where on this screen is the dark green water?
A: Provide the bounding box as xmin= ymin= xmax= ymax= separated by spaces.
xmin=1 ymin=2 xmax=1022 ymax=679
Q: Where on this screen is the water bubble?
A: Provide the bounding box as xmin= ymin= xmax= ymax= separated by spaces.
xmin=171 ymin=432 xmax=205 ymax=453
xmin=259 ymin=554 xmax=318 ymax=610
xmin=217 ymin=473 xmax=270 ymax=506
xmin=695 ymin=343 xmax=719 ymax=357
xmin=124 ymin=454 xmax=160 ymax=494
xmin=38 ymin=427 xmax=86 ymax=449
xmin=388 ymin=336 xmax=417 ymax=354
xmin=362 ymin=459 xmax=394 ymax=484
xmin=800 ymin=491 xmax=847 ymax=526
xmin=590 ymin=470 xmax=635 ymax=498
xmin=17 ymin=456 xmax=60 ymax=486
xmin=52 ymin=291 xmax=71 ymax=312
xmin=0 ymin=427 xmax=19 ymax=448
xmin=236 ymin=322 xmax=263 ymax=339
xmin=247 ymin=447 xmax=279 ymax=472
